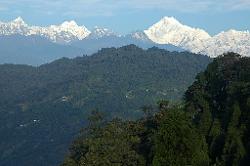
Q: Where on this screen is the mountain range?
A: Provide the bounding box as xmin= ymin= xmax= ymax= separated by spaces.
xmin=144 ymin=17 xmax=250 ymax=58
xmin=0 ymin=16 xmax=249 ymax=65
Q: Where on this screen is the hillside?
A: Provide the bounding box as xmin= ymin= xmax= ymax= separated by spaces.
xmin=61 ymin=53 xmax=250 ymax=166
xmin=185 ymin=53 xmax=250 ymax=165
xmin=0 ymin=45 xmax=210 ymax=166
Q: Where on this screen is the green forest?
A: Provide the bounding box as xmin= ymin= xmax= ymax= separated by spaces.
xmin=0 ymin=45 xmax=210 ymax=166
xmin=61 ymin=53 xmax=250 ymax=166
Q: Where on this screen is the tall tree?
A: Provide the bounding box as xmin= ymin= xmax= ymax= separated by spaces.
xmin=152 ymin=109 xmax=209 ymax=166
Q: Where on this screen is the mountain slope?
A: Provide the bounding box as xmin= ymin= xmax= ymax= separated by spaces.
xmin=61 ymin=53 xmax=250 ymax=166
xmin=0 ymin=45 xmax=211 ymax=166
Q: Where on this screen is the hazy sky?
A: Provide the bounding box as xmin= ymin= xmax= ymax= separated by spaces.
xmin=0 ymin=0 xmax=249 ymax=35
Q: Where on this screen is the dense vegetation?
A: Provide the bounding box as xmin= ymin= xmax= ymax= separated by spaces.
xmin=62 ymin=103 xmax=209 ymax=166
xmin=62 ymin=53 xmax=250 ymax=166
xmin=0 ymin=45 xmax=210 ymax=166
xmin=185 ymin=53 xmax=250 ymax=165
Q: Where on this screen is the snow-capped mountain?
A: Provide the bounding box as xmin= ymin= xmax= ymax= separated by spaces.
xmin=201 ymin=30 xmax=250 ymax=57
xmin=0 ymin=16 xmax=249 ymax=57
xmin=144 ymin=17 xmax=211 ymax=53
xmin=144 ymin=17 xmax=250 ymax=57
xmin=0 ymin=17 xmax=90 ymax=43
xmin=0 ymin=17 xmax=183 ymax=65
xmin=87 ymin=26 xmax=117 ymax=39
xmin=0 ymin=17 xmax=29 ymax=35
xmin=129 ymin=31 xmax=152 ymax=42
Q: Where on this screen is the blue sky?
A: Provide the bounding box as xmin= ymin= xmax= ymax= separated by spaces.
xmin=0 ymin=0 xmax=249 ymax=35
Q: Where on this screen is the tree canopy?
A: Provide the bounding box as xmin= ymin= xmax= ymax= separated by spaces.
xmin=62 ymin=53 xmax=250 ymax=166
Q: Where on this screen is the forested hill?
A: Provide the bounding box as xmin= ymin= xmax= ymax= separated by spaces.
xmin=0 ymin=45 xmax=210 ymax=166
xmin=0 ymin=45 xmax=210 ymax=115
xmin=185 ymin=53 xmax=250 ymax=165
xmin=61 ymin=53 xmax=250 ymax=166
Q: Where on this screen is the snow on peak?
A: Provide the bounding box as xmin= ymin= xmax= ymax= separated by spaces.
xmin=0 ymin=17 xmax=90 ymax=43
xmin=200 ymin=29 xmax=250 ymax=57
xmin=0 ymin=17 xmax=29 ymax=36
xmin=160 ymin=16 xmax=182 ymax=26
xmin=129 ymin=31 xmax=150 ymax=41
xmin=12 ymin=17 xmax=26 ymax=25
xmin=0 ymin=16 xmax=249 ymax=57
xmin=144 ymin=16 xmax=250 ymax=57
xmin=144 ymin=16 xmax=211 ymax=53
xmin=47 ymin=20 xmax=91 ymax=41
xmin=60 ymin=20 xmax=78 ymax=27
xmin=88 ymin=26 xmax=116 ymax=39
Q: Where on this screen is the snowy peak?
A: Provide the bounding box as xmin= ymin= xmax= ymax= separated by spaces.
xmin=47 ymin=20 xmax=90 ymax=41
xmin=216 ymin=29 xmax=250 ymax=37
xmin=0 ymin=17 xmax=29 ymax=36
xmin=60 ymin=20 xmax=78 ymax=27
xmin=12 ymin=17 xmax=26 ymax=25
xmin=144 ymin=16 xmax=211 ymax=49
xmin=129 ymin=31 xmax=151 ymax=41
xmin=0 ymin=17 xmax=90 ymax=43
xmin=201 ymin=29 xmax=250 ymax=57
xmin=144 ymin=16 xmax=250 ymax=57
xmin=88 ymin=26 xmax=117 ymax=39
xmin=159 ymin=16 xmax=183 ymax=27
